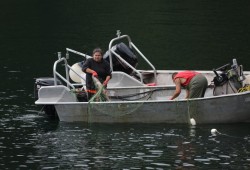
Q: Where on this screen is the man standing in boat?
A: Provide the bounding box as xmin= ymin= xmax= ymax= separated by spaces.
xmin=82 ymin=48 xmax=112 ymax=100
xmin=170 ymin=71 xmax=208 ymax=100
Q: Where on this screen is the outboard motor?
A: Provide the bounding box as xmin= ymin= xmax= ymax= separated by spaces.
xmin=34 ymin=77 xmax=62 ymax=118
xmin=103 ymin=42 xmax=138 ymax=75
xmin=213 ymin=59 xmax=245 ymax=96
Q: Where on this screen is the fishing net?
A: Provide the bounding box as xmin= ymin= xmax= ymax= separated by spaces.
xmin=87 ymin=88 xmax=150 ymax=122
xmin=86 ymin=75 xmax=174 ymax=123
xmin=87 ymin=82 xmax=169 ymax=122
xmin=88 ymin=85 xmax=109 ymax=102
xmin=89 ymin=101 xmax=144 ymax=117
xmin=88 ymin=76 xmax=109 ymax=102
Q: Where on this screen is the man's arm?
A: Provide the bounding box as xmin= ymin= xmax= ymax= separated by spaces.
xmin=169 ymin=79 xmax=182 ymax=100
xmin=185 ymin=90 xmax=190 ymax=99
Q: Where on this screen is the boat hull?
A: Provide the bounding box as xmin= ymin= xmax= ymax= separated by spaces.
xmin=53 ymin=91 xmax=250 ymax=124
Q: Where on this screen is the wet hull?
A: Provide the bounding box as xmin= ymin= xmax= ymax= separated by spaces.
xmin=53 ymin=91 xmax=250 ymax=124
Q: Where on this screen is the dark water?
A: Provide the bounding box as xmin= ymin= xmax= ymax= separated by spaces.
xmin=1 ymin=118 xmax=250 ymax=169
xmin=1 ymin=0 xmax=250 ymax=169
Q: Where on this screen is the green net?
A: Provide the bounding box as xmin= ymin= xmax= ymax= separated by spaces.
xmin=87 ymin=81 xmax=160 ymax=122
xmin=88 ymin=85 xmax=109 ymax=102
xmin=88 ymin=102 xmax=144 ymax=117
xmin=88 ymin=76 xmax=109 ymax=102
xmin=86 ymin=78 xmax=171 ymax=123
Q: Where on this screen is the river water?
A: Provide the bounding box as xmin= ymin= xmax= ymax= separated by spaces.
xmin=1 ymin=0 xmax=250 ymax=169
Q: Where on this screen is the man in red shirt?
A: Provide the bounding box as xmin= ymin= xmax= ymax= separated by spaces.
xmin=169 ymin=71 xmax=208 ymax=100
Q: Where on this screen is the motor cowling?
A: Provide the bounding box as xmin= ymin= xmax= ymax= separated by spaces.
xmin=103 ymin=42 xmax=138 ymax=75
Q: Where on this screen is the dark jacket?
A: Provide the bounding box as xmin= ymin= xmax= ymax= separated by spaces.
xmin=82 ymin=58 xmax=112 ymax=90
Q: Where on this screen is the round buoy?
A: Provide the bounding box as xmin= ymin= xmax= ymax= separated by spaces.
xmin=211 ymin=128 xmax=218 ymax=135
xmin=190 ymin=118 xmax=196 ymax=126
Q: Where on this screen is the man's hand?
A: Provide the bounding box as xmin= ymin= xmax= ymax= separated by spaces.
xmin=92 ymin=71 xmax=98 ymax=77
xmin=103 ymin=80 xmax=108 ymax=86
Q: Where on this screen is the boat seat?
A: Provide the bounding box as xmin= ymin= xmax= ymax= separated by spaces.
xmin=35 ymin=85 xmax=77 ymax=104
xmin=108 ymin=71 xmax=146 ymax=88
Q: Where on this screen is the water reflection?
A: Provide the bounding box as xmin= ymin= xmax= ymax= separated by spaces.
xmin=1 ymin=110 xmax=250 ymax=169
xmin=11 ymin=122 xmax=244 ymax=169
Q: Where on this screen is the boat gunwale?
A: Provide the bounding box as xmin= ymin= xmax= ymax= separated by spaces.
xmin=35 ymin=90 xmax=250 ymax=105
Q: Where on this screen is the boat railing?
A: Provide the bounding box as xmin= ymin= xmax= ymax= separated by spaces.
xmin=130 ymin=42 xmax=157 ymax=82
xmin=53 ymin=52 xmax=76 ymax=90
xmin=65 ymin=48 xmax=92 ymax=59
xmin=108 ymin=30 xmax=157 ymax=84
xmin=57 ymin=31 xmax=158 ymax=87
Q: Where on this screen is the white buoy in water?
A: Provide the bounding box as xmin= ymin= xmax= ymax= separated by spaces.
xmin=211 ymin=128 xmax=218 ymax=135
xmin=190 ymin=118 xmax=196 ymax=126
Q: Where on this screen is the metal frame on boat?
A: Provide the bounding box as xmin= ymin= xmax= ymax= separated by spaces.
xmin=34 ymin=31 xmax=250 ymax=124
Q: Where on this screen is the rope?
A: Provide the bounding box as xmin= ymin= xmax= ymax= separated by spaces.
xmin=238 ymin=85 xmax=250 ymax=93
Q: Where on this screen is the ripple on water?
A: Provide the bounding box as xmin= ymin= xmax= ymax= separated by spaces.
xmin=136 ymin=152 xmax=145 ymax=156
xmin=219 ymin=155 xmax=231 ymax=159
xmin=167 ymin=145 xmax=178 ymax=149
xmin=74 ymin=164 xmax=88 ymax=168
xmin=63 ymin=154 xmax=79 ymax=157
xmin=194 ymin=158 xmax=210 ymax=162
xmin=183 ymin=163 xmax=195 ymax=167
xmin=148 ymin=150 xmax=163 ymax=154
xmin=151 ymin=162 xmax=171 ymax=167
xmin=208 ymin=157 xmax=221 ymax=161
xmin=131 ymin=156 xmax=143 ymax=160
xmin=143 ymin=144 xmax=156 ymax=147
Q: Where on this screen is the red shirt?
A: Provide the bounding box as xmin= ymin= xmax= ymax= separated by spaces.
xmin=174 ymin=71 xmax=199 ymax=86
